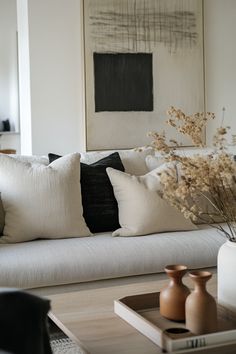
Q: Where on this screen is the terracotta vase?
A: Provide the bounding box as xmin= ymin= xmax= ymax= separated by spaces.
xmin=160 ymin=265 xmax=190 ymax=321
xmin=185 ymin=271 xmax=217 ymax=335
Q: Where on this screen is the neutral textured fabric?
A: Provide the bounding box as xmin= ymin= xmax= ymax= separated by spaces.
xmin=12 ymin=154 xmax=49 ymax=165
xmin=107 ymin=167 xmax=196 ymax=236
xmin=145 ymin=157 xmax=226 ymax=225
xmin=49 ymin=152 xmax=125 ymax=232
xmin=145 ymin=155 xmax=165 ymax=171
xmin=0 ymin=153 xmax=90 ymax=243
xmin=81 ymin=147 xmax=154 ymax=175
xmin=0 ymin=196 xmax=5 ymax=235
xmin=0 ymin=225 xmax=225 ymax=289
xmin=0 ymin=155 xmax=49 ymax=235
xmin=145 ymin=149 xmax=215 ymax=172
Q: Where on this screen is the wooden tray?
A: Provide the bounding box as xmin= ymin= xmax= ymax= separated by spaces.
xmin=114 ymin=292 xmax=236 ymax=352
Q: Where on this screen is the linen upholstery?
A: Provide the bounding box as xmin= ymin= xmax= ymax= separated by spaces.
xmin=145 ymin=155 xmax=165 ymax=171
xmin=0 ymin=153 xmax=90 ymax=243
xmin=107 ymin=167 xmax=196 ymax=236
xmin=0 ymin=225 xmax=225 ymax=289
xmin=145 ymin=149 xmax=215 ymax=172
xmin=11 ymin=154 xmax=49 ymax=165
xmin=80 ymin=147 xmax=154 ymax=175
xmin=145 ymin=154 xmax=228 ymax=225
xmin=48 ymin=152 xmax=125 ymax=233
xmin=0 ymin=155 xmax=49 ymax=234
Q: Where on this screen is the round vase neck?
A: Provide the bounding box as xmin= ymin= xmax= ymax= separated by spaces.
xmin=226 ymin=240 xmax=236 ymax=247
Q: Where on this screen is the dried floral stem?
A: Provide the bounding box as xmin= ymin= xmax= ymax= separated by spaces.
xmin=148 ymin=107 xmax=236 ymax=242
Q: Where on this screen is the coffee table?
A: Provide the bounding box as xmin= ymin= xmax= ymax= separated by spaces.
xmin=48 ymin=272 xmax=236 ymax=354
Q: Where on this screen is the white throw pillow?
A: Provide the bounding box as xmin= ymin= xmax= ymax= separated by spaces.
xmin=11 ymin=154 xmax=49 ymax=165
xmin=106 ymin=167 xmax=197 ymax=237
xmin=0 ymin=155 xmax=49 ymax=236
xmin=0 ymin=153 xmax=91 ymax=243
xmin=145 ymin=155 xmax=165 ymax=171
xmin=81 ymin=147 xmax=154 ymax=175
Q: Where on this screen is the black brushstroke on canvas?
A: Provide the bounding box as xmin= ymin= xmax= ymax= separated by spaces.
xmin=94 ymin=53 xmax=153 ymax=112
xmin=89 ymin=0 xmax=198 ymax=53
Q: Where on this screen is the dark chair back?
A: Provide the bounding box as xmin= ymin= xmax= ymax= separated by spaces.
xmin=0 ymin=290 xmax=52 ymax=354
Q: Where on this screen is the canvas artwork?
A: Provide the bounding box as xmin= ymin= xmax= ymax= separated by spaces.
xmin=83 ymin=0 xmax=204 ymax=150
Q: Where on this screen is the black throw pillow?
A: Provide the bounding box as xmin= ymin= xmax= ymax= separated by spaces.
xmin=48 ymin=152 xmax=124 ymax=233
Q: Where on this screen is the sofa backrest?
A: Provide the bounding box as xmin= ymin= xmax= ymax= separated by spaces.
xmin=80 ymin=147 xmax=154 ymax=175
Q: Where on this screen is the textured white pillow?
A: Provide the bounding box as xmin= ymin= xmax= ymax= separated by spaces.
xmin=0 ymin=155 xmax=49 ymax=236
xmin=145 ymin=155 xmax=165 ymax=171
xmin=106 ymin=167 xmax=197 ymax=237
xmin=11 ymin=155 xmax=49 ymax=165
xmin=0 ymin=153 xmax=91 ymax=243
xmin=81 ymin=147 xmax=154 ymax=175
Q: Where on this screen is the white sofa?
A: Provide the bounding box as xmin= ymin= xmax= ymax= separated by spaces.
xmin=0 ymin=225 xmax=225 ymax=290
xmin=0 ymin=149 xmax=226 ymax=291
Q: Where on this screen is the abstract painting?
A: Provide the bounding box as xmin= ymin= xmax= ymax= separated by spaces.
xmin=83 ymin=0 xmax=204 ymax=150
xmin=94 ymin=53 xmax=153 ymax=112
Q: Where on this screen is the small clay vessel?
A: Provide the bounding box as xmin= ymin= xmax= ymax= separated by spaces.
xmin=160 ymin=265 xmax=190 ymax=321
xmin=185 ymin=271 xmax=217 ymax=335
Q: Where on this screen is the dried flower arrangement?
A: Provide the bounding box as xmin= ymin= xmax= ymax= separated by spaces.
xmin=148 ymin=107 xmax=236 ymax=242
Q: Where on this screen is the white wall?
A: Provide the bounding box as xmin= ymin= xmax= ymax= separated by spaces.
xmin=0 ymin=0 xmax=20 ymax=152
xmin=17 ymin=0 xmax=32 ymax=154
xmin=205 ymin=0 xmax=236 ymax=146
xmin=16 ymin=0 xmax=236 ymax=154
xmin=25 ymin=0 xmax=85 ymax=155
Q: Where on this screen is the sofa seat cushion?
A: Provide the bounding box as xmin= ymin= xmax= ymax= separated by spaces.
xmin=0 ymin=225 xmax=225 ymax=289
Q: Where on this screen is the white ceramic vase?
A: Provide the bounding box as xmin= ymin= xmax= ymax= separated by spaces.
xmin=218 ymin=240 xmax=236 ymax=311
